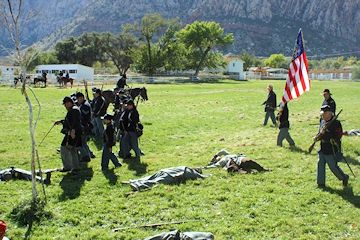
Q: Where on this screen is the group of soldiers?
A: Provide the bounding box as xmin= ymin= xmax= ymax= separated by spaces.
xmin=56 ymin=76 xmax=143 ymax=173
xmin=54 ymin=78 xmax=350 ymax=188
xmin=262 ymin=85 xmax=349 ymax=188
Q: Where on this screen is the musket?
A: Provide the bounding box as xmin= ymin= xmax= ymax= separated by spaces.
xmin=38 ymin=123 xmax=56 ymax=147
xmin=341 ymin=156 xmax=356 ymax=178
xmin=308 ymin=109 xmax=342 ymax=153
xmin=83 ymin=80 xmax=90 ymax=101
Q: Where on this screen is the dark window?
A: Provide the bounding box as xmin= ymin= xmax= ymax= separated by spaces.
xmin=69 ymin=70 xmax=77 ymax=73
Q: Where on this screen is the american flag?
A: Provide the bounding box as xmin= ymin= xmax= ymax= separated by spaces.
xmin=281 ymin=29 xmax=310 ymax=105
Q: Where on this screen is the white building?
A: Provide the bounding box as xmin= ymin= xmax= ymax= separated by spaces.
xmin=35 ymin=64 xmax=94 ymax=83
xmin=0 ymin=65 xmax=19 ymax=83
xmin=226 ymin=59 xmax=244 ymax=80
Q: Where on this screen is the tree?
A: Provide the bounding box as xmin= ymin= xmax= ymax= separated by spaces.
xmin=140 ymin=14 xmax=168 ymax=75
xmin=54 ymin=33 xmax=105 ymax=67
xmin=75 ymin=33 xmax=105 ymax=66
xmin=264 ymin=54 xmax=287 ymax=68
xmin=241 ymin=52 xmax=262 ymax=70
xmin=54 ymin=37 xmax=77 ymax=63
xmin=177 ymin=21 xmax=234 ymax=76
xmin=27 ymin=51 xmax=58 ymax=71
xmin=346 ymin=56 xmax=358 ymax=66
xmin=0 ymin=0 xmax=43 ymax=208
xmin=125 ymin=14 xmax=174 ymax=75
xmin=352 ymin=67 xmax=360 ymax=80
xmin=101 ymin=32 xmax=137 ymax=75
xmin=155 ymin=20 xmax=187 ymax=71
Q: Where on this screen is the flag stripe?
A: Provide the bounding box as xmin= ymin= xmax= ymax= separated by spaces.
xmin=281 ymin=29 xmax=310 ymax=105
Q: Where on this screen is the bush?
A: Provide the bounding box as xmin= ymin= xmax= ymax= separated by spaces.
xmin=352 ymin=67 xmax=360 ymax=80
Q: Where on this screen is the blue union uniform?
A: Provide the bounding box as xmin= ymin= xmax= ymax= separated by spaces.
xmin=317 ymin=117 xmax=348 ymax=187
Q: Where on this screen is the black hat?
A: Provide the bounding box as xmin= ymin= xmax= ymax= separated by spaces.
xmin=92 ymin=87 xmax=101 ymax=94
xmin=101 ymin=113 xmax=113 ymax=120
xmin=125 ymin=99 xmax=134 ymax=105
xmin=75 ymin=92 xmax=84 ymax=98
xmin=62 ymin=96 xmax=74 ymax=104
xmin=320 ymin=105 xmax=331 ymax=112
xmin=323 ymin=89 xmax=332 ymax=95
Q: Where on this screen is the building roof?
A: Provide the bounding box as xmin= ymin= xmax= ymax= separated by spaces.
xmin=36 ymin=64 xmax=93 ymax=69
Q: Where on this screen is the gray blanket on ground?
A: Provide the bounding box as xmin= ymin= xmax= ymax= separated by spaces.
xmin=144 ymin=230 xmax=214 ymax=240
xmin=128 ymin=166 xmax=207 ymax=191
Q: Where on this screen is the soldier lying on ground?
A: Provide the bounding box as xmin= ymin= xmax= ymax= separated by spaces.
xmin=207 ymin=149 xmax=269 ymax=174
xmin=145 ymin=229 xmax=214 ymax=240
xmin=0 ymin=167 xmax=56 ymax=184
xmin=344 ymin=129 xmax=360 ymax=136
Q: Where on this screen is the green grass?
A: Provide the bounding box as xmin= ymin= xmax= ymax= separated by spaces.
xmin=0 ymin=80 xmax=360 ymax=239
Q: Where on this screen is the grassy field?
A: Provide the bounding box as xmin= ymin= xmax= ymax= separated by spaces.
xmin=0 ymin=80 xmax=359 ymax=239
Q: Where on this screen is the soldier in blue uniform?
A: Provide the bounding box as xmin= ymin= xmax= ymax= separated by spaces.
xmin=55 ymin=96 xmax=82 ymax=172
xmin=101 ymin=114 xmax=122 ymax=171
xmin=76 ymin=92 xmax=95 ymax=161
xmin=262 ymin=84 xmax=277 ymax=126
xmin=276 ymin=102 xmax=295 ymax=147
xmin=316 ymin=105 xmax=348 ymax=188
xmin=321 ymin=89 xmax=336 ymax=114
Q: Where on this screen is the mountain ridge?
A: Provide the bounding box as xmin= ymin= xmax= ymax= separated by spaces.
xmin=0 ymin=0 xmax=359 ymax=57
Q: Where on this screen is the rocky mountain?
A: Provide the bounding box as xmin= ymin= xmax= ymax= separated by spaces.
xmin=1 ymin=0 xmax=359 ymax=57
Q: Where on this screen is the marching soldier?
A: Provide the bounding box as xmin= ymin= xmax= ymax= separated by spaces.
xmin=276 ymin=102 xmax=295 ymax=147
xmin=262 ymin=84 xmax=277 ymax=126
xmin=121 ymin=99 xmax=141 ymax=160
xmin=92 ymin=88 xmax=107 ymax=140
xmin=55 ymin=96 xmax=82 ymax=173
xmin=101 ymin=114 xmax=122 ymax=171
xmin=321 ymin=89 xmax=336 ymax=114
xmin=316 ymin=105 xmax=348 ymax=188
xmin=76 ymin=92 xmax=95 ymax=161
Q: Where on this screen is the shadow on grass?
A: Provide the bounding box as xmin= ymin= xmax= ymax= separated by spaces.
xmin=91 ymin=137 xmax=103 ymax=151
xmin=58 ymin=166 xmax=94 ymax=201
xmin=289 ymin=145 xmax=311 ymax=155
xmin=343 ymin=154 xmax=360 ymax=166
xmin=102 ymin=168 xmax=118 ymax=185
xmin=124 ymin=157 xmax=148 ymax=176
xmin=10 ymin=198 xmax=52 ymax=240
xmin=322 ymin=186 xmax=360 ymax=208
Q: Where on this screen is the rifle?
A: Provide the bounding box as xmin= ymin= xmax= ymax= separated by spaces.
xmin=308 ymin=109 xmax=342 ymax=153
xmin=83 ymin=80 xmax=90 ymax=101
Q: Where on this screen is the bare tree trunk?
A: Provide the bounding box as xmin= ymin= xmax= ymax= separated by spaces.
xmin=194 ymin=46 xmax=211 ymax=77
xmin=2 ymin=0 xmax=39 ymax=202
xmin=20 ymin=68 xmax=38 ymax=200
xmin=146 ymin=37 xmax=152 ymax=76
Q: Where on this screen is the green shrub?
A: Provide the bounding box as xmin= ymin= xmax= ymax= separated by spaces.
xmin=352 ymin=67 xmax=360 ymax=80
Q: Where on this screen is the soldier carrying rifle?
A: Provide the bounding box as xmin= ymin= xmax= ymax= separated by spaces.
xmin=314 ymin=105 xmax=349 ymax=188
